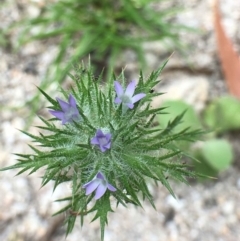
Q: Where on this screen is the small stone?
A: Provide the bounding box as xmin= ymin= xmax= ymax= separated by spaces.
xmin=222 ymin=201 xmax=234 ymax=215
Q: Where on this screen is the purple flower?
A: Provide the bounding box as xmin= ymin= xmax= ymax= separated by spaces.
xmin=83 ymin=171 xmax=116 ymax=200
xmin=49 ymin=94 xmax=80 ymax=124
xmin=91 ymin=129 xmax=111 ymax=152
xmin=114 ymin=81 xmax=146 ymax=109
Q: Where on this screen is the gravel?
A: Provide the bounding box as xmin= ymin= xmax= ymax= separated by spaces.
xmin=1 ymin=0 xmax=240 ymax=240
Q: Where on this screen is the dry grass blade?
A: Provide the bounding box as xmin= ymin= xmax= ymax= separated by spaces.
xmin=213 ymin=0 xmax=240 ymax=98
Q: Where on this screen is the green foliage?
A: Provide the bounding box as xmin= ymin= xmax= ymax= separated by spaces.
xmin=157 ymin=99 xmax=234 ymax=177
xmin=203 ymin=95 xmax=240 ymax=133
xmin=16 ymin=0 xmax=187 ymax=76
xmin=195 ymin=139 xmax=233 ymax=172
xmin=4 ymin=0 xmax=193 ymax=127
xmin=158 ymin=100 xmax=202 ymax=132
xmin=1 ymin=61 xmax=204 ymax=240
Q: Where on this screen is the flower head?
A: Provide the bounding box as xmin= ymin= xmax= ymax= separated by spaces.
xmin=114 ymin=81 xmax=146 ymax=109
xmin=49 ymin=94 xmax=80 ymax=124
xmin=83 ymin=172 xmax=116 ymax=200
xmin=91 ymin=129 xmax=111 ymax=152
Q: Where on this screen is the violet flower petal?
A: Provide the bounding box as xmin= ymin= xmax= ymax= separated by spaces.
xmin=105 ymin=142 xmax=111 ymax=149
xmin=91 ymin=129 xmax=112 ymax=152
xmin=96 ymin=172 xmax=105 ymax=180
xmin=105 ymin=133 xmax=112 ymax=140
xmin=114 ymin=81 xmax=124 ymax=97
xmin=125 ymin=81 xmax=136 ymax=97
xmin=56 ymin=98 xmax=70 ymax=112
xmin=82 ymin=180 xmax=93 ymax=188
xmin=126 ymin=103 xmax=134 ymax=109
xmin=69 ymin=94 xmax=77 ymax=107
xmin=96 ymin=129 xmax=104 ymax=137
xmin=107 ymin=184 xmax=117 ymax=192
xmin=95 ymin=184 xmax=108 ymax=200
xmin=49 ymin=110 xmax=65 ymax=120
xmin=84 ymin=179 xmax=100 ymax=195
xmin=83 ymin=172 xmax=116 ymax=199
xmin=62 ymin=118 xmax=68 ymax=125
xmin=100 ymin=146 xmax=107 ymax=152
xmin=90 ymin=137 xmax=99 ymax=145
xmin=132 ymin=93 xmax=146 ymax=103
xmin=49 ymin=95 xmax=80 ymax=124
xmin=114 ymin=97 xmax=122 ymax=104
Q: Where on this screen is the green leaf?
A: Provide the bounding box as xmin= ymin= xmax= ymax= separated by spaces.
xmin=37 ymin=87 xmax=57 ymax=106
xmin=89 ymin=195 xmax=113 ymax=241
xmin=158 ymin=100 xmax=202 ymax=132
xmin=203 ymin=96 xmax=240 ymax=133
xmin=199 ymin=139 xmax=233 ymax=171
xmin=1 ymin=62 xmax=207 ymax=240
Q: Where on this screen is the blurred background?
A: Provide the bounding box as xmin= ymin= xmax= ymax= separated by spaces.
xmin=0 ymin=0 xmax=240 ymax=240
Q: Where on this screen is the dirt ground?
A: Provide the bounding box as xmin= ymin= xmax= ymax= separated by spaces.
xmin=1 ymin=0 xmax=240 ymax=241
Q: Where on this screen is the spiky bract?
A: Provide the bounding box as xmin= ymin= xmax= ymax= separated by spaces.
xmin=1 ymin=61 xmax=204 ymax=240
